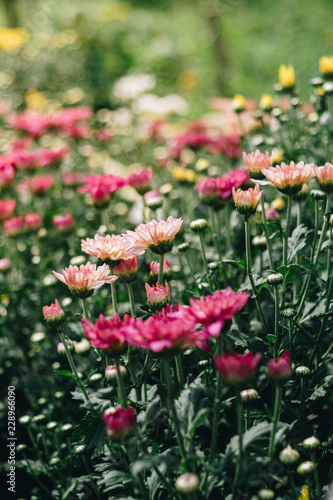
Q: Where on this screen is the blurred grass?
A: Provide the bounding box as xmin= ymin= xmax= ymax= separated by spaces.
xmin=0 ymin=0 xmax=332 ymax=115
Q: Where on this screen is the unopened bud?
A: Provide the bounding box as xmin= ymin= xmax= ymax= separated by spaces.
xmin=297 ymin=461 xmax=315 ymax=475
xmin=267 ymin=273 xmax=284 ymax=286
xmin=252 ymin=235 xmax=267 ymax=247
xmin=279 ymin=445 xmax=300 ymax=465
xmin=303 ymin=436 xmax=320 ymax=450
xmin=177 ymin=242 xmax=190 ymax=253
xmin=280 ymin=308 xmax=296 ymax=319
xmin=208 ymin=261 xmax=221 ymax=271
xmin=311 ymin=189 xmax=326 ymax=200
xmin=323 ymin=82 xmax=333 ymax=95
xmin=258 ymin=489 xmax=275 ymax=500
xmin=190 ymin=218 xmax=208 ymax=233
xmin=89 ymin=373 xmax=103 ymax=383
xmin=175 ymin=473 xmax=199 ymax=494
xmin=240 ymin=388 xmax=259 ymax=405
xmin=61 ymin=423 xmax=73 ymax=434
xmin=295 ymin=366 xmax=311 ymax=377
xmin=105 ymin=364 xmax=127 ymax=381
xmin=195 ymin=158 xmax=210 ymax=172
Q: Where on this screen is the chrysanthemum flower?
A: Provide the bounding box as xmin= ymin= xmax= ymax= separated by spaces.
xmin=232 ymin=184 xmax=263 ymax=217
xmin=43 ymin=299 xmax=65 ymax=326
xmin=121 ymin=308 xmax=209 ymax=353
xmin=3 ymin=216 xmax=23 ymax=236
xmin=266 ymin=350 xmax=292 ymax=385
xmin=319 ymin=56 xmax=333 ymax=77
xmin=52 ymin=262 xmax=117 ymax=298
xmin=114 ymin=257 xmax=137 ymax=283
xmin=243 ymin=150 xmax=274 ymax=180
xmin=313 ymin=162 xmax=333 ymax=193
xmin=81 ymin=313 xmax=130 ymax=354
xmin=52 ymin=214 xmax=75 ymax=232
xmin=262 ymin=162 xmax=314 ymax=195
xmin=24 ymin=212 xmax=43 ymax=232
xmin=127 ymin=166 xmax=153 ymax=195
xmin=150 ymin=258 xmax=171 ymax=280
xmin=0 ymin=164 xmax=15 ymax=187
xmin=145 ymin=282 xmax=171 ymax=311
xmin=214 ymin=351 xmax=262 ymax=389
xmin=123 ymin=216 xmax=183 ymax=255
xmin=81 ymin=234 xmax=133 ymax=266
xmin=278 ymin=65 xmax=295 ymax=89
xmin=103 ymin=406 xmax=136 ymax=439
xmin=188 ymin=287 xmax=250 ymax=337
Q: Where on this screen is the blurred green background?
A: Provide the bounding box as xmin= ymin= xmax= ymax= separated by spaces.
xmin=0 ymin=0 xmax=332 ymax=116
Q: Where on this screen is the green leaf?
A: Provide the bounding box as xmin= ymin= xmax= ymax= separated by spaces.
xmin=309 ymin=376 xmax=333 ymax=401
xmin=277 ymin=264 xmax=306 ymax=283
xmin=288 ymin=224 xmax=308 ymax=261
xmin=175 ymin=380 xmax=212 ymax=437
xmin=266 ymin=334 xmax=277 ymax=343
xmin=54 ymin=370 xmax=76 ymax=381
xmin=221 ymin=259 xmax=246 ymax=269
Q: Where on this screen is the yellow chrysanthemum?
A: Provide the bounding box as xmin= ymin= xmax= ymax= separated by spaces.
xmin=232 ymin=94 xmax=246 ymax=112
xmin=319 ymin=56 xmax=333 ymax=76
xmin=298 ymin=486 xmax=309 ymax=500
xmin=278 ymin=65 xmax=295 ymax=89
xmin=173 ymin=167 xmax=196 ymax=184
xmin=25 ymin=89 xmax=49 ymax=111
xmin=259 ymin=94 xmax=274 ymax=111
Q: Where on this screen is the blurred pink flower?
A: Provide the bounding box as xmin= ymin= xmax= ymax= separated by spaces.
xmin=313 ymin=162 xmax=333 ymax=193
xmin=24 ymin=212 xmax=43 ymax=231
xmin=78 ymin=174 xmax=126 ymax=206
xmin=127 ymin=166 xmax=153 ymax=195
xmin=214 ymin=351 xmax=262 ymax=389
xmin=114 ymin=256 xmax=137 ymax=283
xmin=3 ymin=216 xmax=23 ymax=236
xmin=61 ymin=171 xmax=85 ymax=187
xmin=150 ymin=258 xmax=171 ymax=280
xmin=52 ymin=214 xmax=75 ymax=232
xmin=103 ymin=406 xmax=136 ymax=438
xmin=0 ymin=199 xmax=16 ymax=220
xmin=0 ymin=257 xmax=11 ymax=271
xmin=17 ymin=174 xmax=54 ymax=194
xmin=52 ymin=262 xmax=117 ymax=298
xmin=265 ymin=208 xmax=280 ymax=220
xmin=82 ymin=313 xmax=130 ymax=354
xmin=266 ymin=351 xmax=292 ymax=384
xmin=262 ymin=162 xmax=314 ymax=195
xmin=123 ymin=216 xmax=183 ymax=255
xmin=0 ymin=164 xmax=15 ymax=187
xmin=94 ymin=128 xmax=114 ymax=142
xmin=188 ymin=287 xmax=250 ymax=337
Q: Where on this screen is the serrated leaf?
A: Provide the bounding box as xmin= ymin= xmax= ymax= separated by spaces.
xmin=266 ymin=334 xmax=277 ymax=343
xmin=221 ymin=259 xmax=246 ymax=269
xmin=288 ymin=224 xmax=308 ymax=261
xmin=277 ymin=264 xmax=305 ymax=283
xmin=309 ymin=375 xmax=333 ymax=401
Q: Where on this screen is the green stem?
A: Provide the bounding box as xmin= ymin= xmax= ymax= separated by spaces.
xmin=300 ymin=377 xmax=305 ymax=442
xmin=163 ymin=357 xmax=188 ymax=467
xmin=261 ymin=195 xmax=274 ymax=270
xmin=111 ymin=281 xmax=118 ymax=314
xmin=310 ymin=451 xmax=322 ymax=500
xmin=58 ymin=330 xmax=90 ymax=403
xmin=232 ymin=394 xmax=244 ymax=494
xmin=296 ymin=194 xmax=332 ymax=320
xmin=244 ymin=219 xmax=270 ymax=333
xmin=115 ymin=356 xmax=127 ymax=407
xmin=82 ymin=454 xmax=101 ymax=500
xmin=158 ymin=253 xmax=164 ymax=285
xmin=310 ymin=199 xmax=320 ymax=265
xmin=81 ymin=298 xmax=90 ymax=319
xmin=283 ymin=195 xmax=292 ymax=268
xmin=208 ymin=374 xmax=222 ymax=464
xmin=175 ymin=352 xmax=184 ymax=392
xmin=274 ymin=287 xmax=280 ymax=357
xmin=287 ymin=470 xmax=298 ymax=500
xmin=268 ymin=385 xmax=282 ymax=458
xmin=210 ymin=206 xmax=222 ymax=260
xmin=127 ymin=282 xmax=136 ymax=317
xmin=199 ymin=232 xmax=213 ymax=290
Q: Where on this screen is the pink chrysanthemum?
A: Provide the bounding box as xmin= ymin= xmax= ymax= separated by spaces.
xmin=150 ymin=258 xmax=171 ymax=280
xmin=232 ymin=184 xmax=263 ymax=217
xmin=121 ymin=308 xmax=209 ymax=353
xmin=266 ymin=350 xmax=292 ymax=384
xmin=262 ymin=161 xmax=314 ymax=195
xmin=43 ymin=299 xmax=65 ymax=326
xmin=114 ymin=256 xmax=137 ymax=283
xmin=3 ymin=216 xmax=23 ymax=236
xmin=123 ymin=216 xmax=183 ymax=255
xmin=81 ymin=234 xmax=133 ymax=266
xmin=52 ymin=214 xmax=75 ymax=232
xmin=81 ymin=313 xmax=130 ymax=354
xmin=127 ymin=166 xmax=153 ymax=195
xmin=214 ymin=351 xmax=262 ymax=389
xmin=188 ymin=287 xmax=250 ymax=337
xmin=0 ymin=199 xmax=16 ymax=220
xmin=52 ymin=262 xmax=118 ymax=298
xmin=243 ymin=149 xmax=274 ymax=180
xmin=103 ymin=406 xmax=136 ymax=438
xmin=24 ymin=212 xmax=43 ymax=231
xmin=313 ymin=162 xmax=333 ymax=193
xmin=145 ymin=282 xmax=171 ymax=311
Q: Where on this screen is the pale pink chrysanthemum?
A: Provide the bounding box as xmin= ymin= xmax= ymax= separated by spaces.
xmin=232 ymin=184 xmax=263 ymax=217
xmin=313 ymin=162 xmax=333 ymax=193
xmin=262 ymin=161 xmax=314 ymax=195
xmin=145 ymin=282 xmax=171 ymax=311
xmin=114 ymin=256 xmax=137 ymax=283
xmin=188 ymin=287 xmax=250 ymax=337
xmin=242 ymin=149 xmax=274 ymax=180
xmin=81 ymin=234 xmax=133 ymax=266
xmin=123 ymin=216 xmax=183 ymax=255
xmin=52 ymin=262 xmax=118 ymax=298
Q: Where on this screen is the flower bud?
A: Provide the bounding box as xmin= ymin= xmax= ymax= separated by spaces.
xmin=297 ymin=461 xmax=315 ymax=476
xmin=258 ymin=489 xmax=275 ymax=500
xmin=267 ymin=273 xmax=284 ymax=286
xmin=0 ymin=258 xmax=11 ymax=272
xmin=208 ymin=261 xmax=221 ymax=271
xmin=103 ymin=406 xmax=136 ymax=438
xmin=240 ymin=388 xmax=259 ymax=405
xmin=303 ymin=436 xmax=320 ymax=450
xmin=271 ymin=198 xmax=285 ymax=211
xmin=323 ymin=81 xmax=333 ymax=95
xmin=279 ymin=445 xmax=300 ymax=465
xmin=19 ymin=415 xmax=31 ymax=425
xmin=61 ymin=423 xmax=73 ymax=434
xmin=252 ymin=235 xmax=267 ymax=247
xmin=145 ymin=282 xmax=171 ymax=311
xmin=293 ymin=184 xmax=309 ymax=201
xmin=57 ymin=339 xmax=74 ymax=355
xmin=32 ymin=414 xmax=46 ymax=425
xmin=311 ymin=189 xmax=326 ymax=200
xmin=295 ymin=366 xmax=311 ymax=377
xmin=278 ymin=64 xmax=295 ymax=90
xmin=150 ymin=258 xmax=171 ymax=281
xmin=52 ymin=214 xmax=75 ymax=232
xmin=74 ymin=338 xmax=91 ymax=353
xmin=144 ymin=190 xmax=163 ymax=209
xmin=46 ymin=421 xmax=57 ymax=430
xmin=177 ymin=242 xmax=190 ymax=253
xmin=175 ymin=473 xmax=199 ymax=494
xmin=43 ymin=299 xmax=65 ymax=327
xmin=232 ymin=93 xmax=246 ymax=113
xmin=105 ymin=364 xmax=127 ymax=381
xmin=266 ymin=351 xmax=292 ymax=384
xmin=159 ymin=183 xmax=173 ymax=196
xmin=114 ymin=257 xmax=138 ymax=283
xmin=259 ymin=94 xmax=274 ymax=112
xmin=195 ymin=158 xmax=210 ymax=172
xmin=74 ymin=444 xmax=86 ymax=455
xmin=281 ymin=308 xmax=296 ymax=319
xmin=89 ymin=373 xmax=103 ymax=383
xmin=190 ymin=218 xmax=208 ymax=233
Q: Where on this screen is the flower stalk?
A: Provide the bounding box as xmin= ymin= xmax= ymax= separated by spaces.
xmin=268 ymin=385 xmax=282 ymax=458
